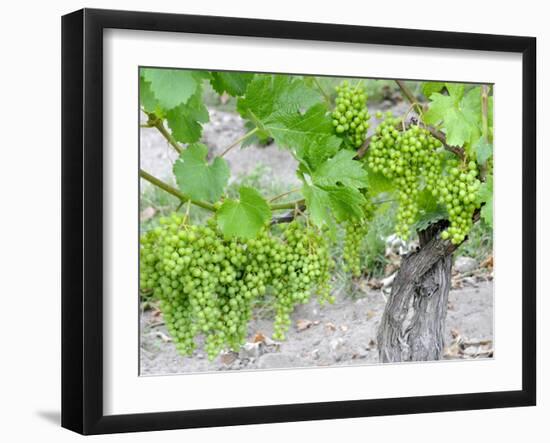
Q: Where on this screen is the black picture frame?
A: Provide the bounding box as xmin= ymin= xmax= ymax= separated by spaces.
xmin=61 ymin=8 xmax=537 ymax=435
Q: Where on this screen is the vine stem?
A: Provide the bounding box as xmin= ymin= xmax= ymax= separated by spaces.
xmin=153 ymin=120 xmax=183 ymax=154
xmin=395 ymin=80 xmax=423 ymax=115
xmin=394 ymin=80 xmax=465 ymax=160
xmin=140 ymin=109 xmax=184 ymax=154
xmin=270 ymin=198 xmax=306 ymax=211
xmin=139 ymin=169 xmax=215 ymax=212
xmin=219 ymin=127 xmax=258 ymax=157
xmin=481 ymin=85 xmax=489 ymax=140
xmin=141 ymin=168 xmax=304 ymax=214
xmin=269 ymin=188 xmax=301 ymax=202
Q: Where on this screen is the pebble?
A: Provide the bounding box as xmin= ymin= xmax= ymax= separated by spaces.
xmin=454 ymin=256 xmax=478 ymax=274
xmin=330 ymin=337 xmax=346 ymax=352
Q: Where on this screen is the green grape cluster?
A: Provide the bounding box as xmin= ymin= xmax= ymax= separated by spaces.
xmin=140 ymin=215 xmax=333 ymax=359
xmin=342 ymin=196 xmax=375 ymax=277
xmin=434 ymin=160 xmax=481 ymax=245
xmin=270 ymin=222 xmax=334 ymax=340
xmin=331 ymin=80 xmax=371 ymax=148
xmin=368 ymin=116 xmax=442 ymax=239
xmin=367 ymin=114 xmax=482 ymax=245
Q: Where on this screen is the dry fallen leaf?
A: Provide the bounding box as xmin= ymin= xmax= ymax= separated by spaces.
xmin=366 ymin=310 xmax=376 ymax=321
xmin=219 ymin=351 xmax=238 ymax=365
xmin=140 ymin=206 xmax=156 ymax=222
xmin=154 ymin=331 xmax=172 ymax=343
xmin=340 ymin=325 xmax=349 ymax=333
xmin=325 ymin=322 xmax=337 ymax=332
xmin=481 ymin=255 xmax=494 ymax=269
xmin=296 ymin=319 xmax=313 ymax=332
xmin=253 ymin=332 xmax=266 ymax=343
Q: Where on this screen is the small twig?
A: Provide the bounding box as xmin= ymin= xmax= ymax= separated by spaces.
xmin=153 ymin=120 xmax=183 ymax=154
xmin=141 ymin=109 xmax=184 ymax=154
xmin=139 ymin=169 xmax=216 ymax=212
xmin=395 ymin=80 xmax=423 ymax=115
xmin=270 ymin=198 xmax=306 ymax=211
xmin=271 ymin=204 xmax=307 ymax=224
xmin=269 ymin=188 xmax=301 ymax=202
xmin=219 ymin=128 xmax=258 ymax=157
xmin=395 ymin=80 xmax=465 ymax=160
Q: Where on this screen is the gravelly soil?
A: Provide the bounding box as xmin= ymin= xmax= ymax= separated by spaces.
xmin=140 ymin=281 xmax=494 ymax=375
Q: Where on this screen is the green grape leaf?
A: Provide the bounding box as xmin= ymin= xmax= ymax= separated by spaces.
xmin=165 ymin=86 xmax=209 ymax=143
xmin=414 ymin=188 xmax=448 ymax=231
xmin=210 ymin=72 xmax=254 ymax=97
xmin=270 ymin=103 xmax=342 ymax=170
xmin=241 ymin=121 xmax=272 ymax=148
xmin=237 ymin=75 xmax=337 ymax=162
xmin=424 ymin=84 xmax=481 ymax=147
xmin=173 ymin=143 xmax=229 ymax=203
xmin=237 ymin=74 xmax=321 ymax=122
xmin=312 ymin=150 xmax=368 ymax=189
xmin=475 ymin=137 xmax=493 ymax=165
xmin=477 ymin=175 xmax=493 ymax=227
xmin=141 ymin=68 xmax=205 ymax=110
xmin=422 ymin=81 xmax=445 ymax=98
xmin=325 ymin=186 xmax=367 ymax=222
xmin=302 ymin=183 xmax=366 ymax=226
xmin=365 ymin=164 xmax=395 ymax=196
xmin=216 ymin=187 xmax=271 ymax=239
xmin=302 ymin=183 xmax=331 ymax=227
xmin=140 ymin=77 xmax=159 ymax=114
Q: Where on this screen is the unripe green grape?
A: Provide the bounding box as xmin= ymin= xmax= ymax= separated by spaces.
xmin=332 ymin=80 xmax=370 ymax=149
xmin=140 ymin=216 xmax=334 ymax=360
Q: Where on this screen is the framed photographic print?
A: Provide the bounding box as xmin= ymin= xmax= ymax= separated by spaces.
xmin=61 ymin=8 xmax=536 ymax=435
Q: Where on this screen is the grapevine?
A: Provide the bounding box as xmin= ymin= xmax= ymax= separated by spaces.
xmin=139 ymin=70 xmax=493 ymax=360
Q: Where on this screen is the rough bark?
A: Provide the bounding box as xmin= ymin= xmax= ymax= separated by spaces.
xmin=376 ymin=222 xmax=455 ymax=362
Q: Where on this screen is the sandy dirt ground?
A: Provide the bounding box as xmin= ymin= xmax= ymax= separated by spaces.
xmin=140 ymin=281 xmax=494 ymax=375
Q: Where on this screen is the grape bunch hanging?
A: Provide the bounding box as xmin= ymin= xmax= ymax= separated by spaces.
xmin=367 ymin=114 xmax=482 ymax=244
xmin=331 ymin=80 xmax=371 ymax=148
xmin=140 ymin=215 xmax=334 ymax=359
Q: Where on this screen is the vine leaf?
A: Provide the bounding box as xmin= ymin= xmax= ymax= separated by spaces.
xmin=414 ymin=188 xmax=448 ymax=231
xmin=477 ymin=175 xmax=493 ymax=227
xmin=173 ymin=143 xmax=229 ymax=203
xmin=141 ymin=68 xmax=206 ymax=110
xmin=272 ymin=103 xmax=342 ymax=170
xmin=365 ymin=165 xmax=395 ymax=196
xmin=422 ymin=81 xmax=445 ymax=98
xmin=424 ymin=84 xmax=481 ymax=147
xmin=238 ymin=74 xmax=321 ymax=122
xmin=312 ymin=150 xmax=368 ymax=189
xmin=140 ymin=77 xmax=160 ymax=114
xmin=217 ymin=187 xmax=271 ymax=239
xmin=165 ymin=86 xmax=209 ymax=143
xmin=302 ymin=184 xmax=365 ymax=226
xmin=237 ymin=75 xmax=337 ymax=157
xmin=475 ymin=137 xmax=493 ymax=165
xmin=210 ymin=72 xmax=254 ymax=97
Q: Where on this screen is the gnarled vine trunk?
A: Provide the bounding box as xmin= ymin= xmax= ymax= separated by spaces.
xmin=377 ymin=222 xmax=456 ymax=363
